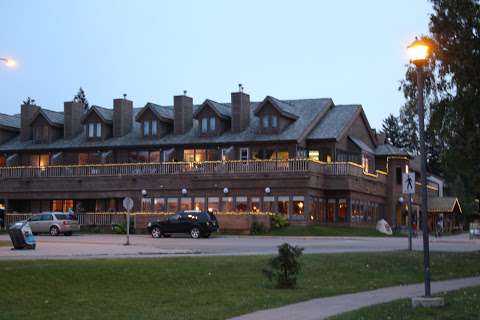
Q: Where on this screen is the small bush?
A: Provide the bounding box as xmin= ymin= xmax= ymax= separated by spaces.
xmin=271 ymin=214 xmax=289 ymax=230
xmin=263 ymin=243 xmax=304 ymax=289
xmin=250 ymin=221 xmax=267 ymax=234
xmin=112 ymin=224 xmax=126 ymax=234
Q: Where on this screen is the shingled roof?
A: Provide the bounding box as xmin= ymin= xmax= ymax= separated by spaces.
xmin=194 ymin=100 xmax=232 ymax=119
xmin=375 ymin=144 xmax=410 ymax=156
xmin=307 ymin=105 xmax=361 ymax=140
xmin=254 ymin=96 xmax=299 ymax=120
xmin=82 ymin=105 xmax=113 ymax=124
xmin=29 ymin=108 xmax=64 ymax=127
xmin=0 ymin=113 xmax=20 ymax=131
xmin=0 ymin=97 xmax=336 ymax=151
xmin=428 ymin=197 xmax=462 ymax=214
xmin=135 ymin=103 xmax=174 ymax=122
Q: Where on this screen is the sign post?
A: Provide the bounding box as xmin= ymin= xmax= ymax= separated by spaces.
xmin=403 ymin=172 xmax=415 ymax=251
xmin=123 ymin=197 xmax=134 ymax=246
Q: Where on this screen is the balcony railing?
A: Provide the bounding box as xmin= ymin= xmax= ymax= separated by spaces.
xmin=0 ymin=159 xmax=386 ymax=182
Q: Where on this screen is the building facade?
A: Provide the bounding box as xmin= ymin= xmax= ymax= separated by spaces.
xmin=0 ymin=90 xmax=441 ymax=227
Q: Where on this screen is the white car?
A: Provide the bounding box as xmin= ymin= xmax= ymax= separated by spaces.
xmin=26 ymin=212 xmax=80 ymax=236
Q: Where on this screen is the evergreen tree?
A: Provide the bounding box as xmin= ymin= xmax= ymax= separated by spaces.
xmin=73 ymin=87 xmax=89 ymax=109
xmin=381 ymin=114 xmax=402 ymax=147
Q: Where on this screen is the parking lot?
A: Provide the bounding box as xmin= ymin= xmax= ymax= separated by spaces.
xmin=0 ymin=233 xmax=478 ymax=260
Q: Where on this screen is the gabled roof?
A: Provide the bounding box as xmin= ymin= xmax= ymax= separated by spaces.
xmin=0 ymin=113 xmax=20 ymax=131
xmin=307 ymin=105 xmax=361 ymax=140
xmin=349 ymin=136 xmax=374 ymax=154
xmin=193 ymin=99 xmax=232 ymax=120
xmin=254 ymin=96 xmax=299 ymax=120
xmin=81 ymin=105 xmax=113 ymax=124
xmin=135 ymin=103 xmax=174 ymax=123
xmin=428 ymin=197 xmax=462 ymax=214
xmin=29 ymin=108 xmax=64 ymax=127
xmin=375 ymin=144 xmax=410 ymax=157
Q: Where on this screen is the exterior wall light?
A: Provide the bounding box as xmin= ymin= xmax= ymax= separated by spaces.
xmin=223 ymin=187 xmax=229 ymax=194
xmin=265 ymin=187 xmax=271 ymax=194
xmin=141 ymin=189 xmax=148 ymax=197
xmin=181 ymin=188 xmax=188 ymax=195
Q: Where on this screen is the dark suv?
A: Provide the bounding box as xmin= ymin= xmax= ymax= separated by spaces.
xmin=147 ymin=210 xmax=219 ymax=239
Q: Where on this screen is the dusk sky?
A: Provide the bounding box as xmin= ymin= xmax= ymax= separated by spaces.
xmin=0 ymin=0 xmax=431 ymax=129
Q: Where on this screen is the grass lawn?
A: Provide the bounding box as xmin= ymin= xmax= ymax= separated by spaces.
xmin=331 ymin=286 xmax=480 ymax=320
xmin=261 ymin=225 xmax=391 ymax=237
xmin=1 ymin=251 xmax=480 ymax=320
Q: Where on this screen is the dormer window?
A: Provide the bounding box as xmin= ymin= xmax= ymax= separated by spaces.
xmin=262 ymin=115 xmax=278 ymax=130
xmin=88 ymin=123 xmax=102 ymax=138
xmin=262 ymin=115 xmax=269 ymax=128
xmin=142 ymin=120 xmax=158 ymax=137
xmin=33 ymin=126 xmax=49 ymax=144
xmin=271 ymin=115 xmax=278 ymax=128
xmin=200 ymin=117 xmax=216 ymax=133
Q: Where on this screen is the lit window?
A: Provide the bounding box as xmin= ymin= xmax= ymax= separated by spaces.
xmin=293 ymin=196 xmax=305 ymax=215
xmin=143 ymin=121 xmax=150 ymax=136
xmin=184 ymin=149 xmax=195 ymax=162
xmin=262 ymin=115 xmax=269 ymax=128
xmin=95 ymin=123 xmax=102 ymax=138
xmin=201 ymin=118 xmax=208 ymax=133
xmin=235 ymin=196 xmax=248 ymax=212
xmin=210 ymin=117 xmax=216 ymax=131
xmin=308 ymin=150 xmax=319 ymax=160
xmin=152 ymin=120 xmax=158 ymax=135
xmin=271 ymin=115 xmax=278 ymax=128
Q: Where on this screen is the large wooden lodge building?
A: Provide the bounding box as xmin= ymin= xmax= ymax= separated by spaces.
xmin=0 ymin=90 xmax=448 ymax=228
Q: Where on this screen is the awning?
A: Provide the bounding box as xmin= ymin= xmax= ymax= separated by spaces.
xmin=428 ymin=197 xmax=462 ymax=214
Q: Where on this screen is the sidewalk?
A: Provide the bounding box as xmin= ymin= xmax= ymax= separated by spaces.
xmin=229 ymin=276 xmax=480 ymax=320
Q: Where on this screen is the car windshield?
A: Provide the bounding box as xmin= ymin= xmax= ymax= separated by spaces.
xmin=54 ymin=214 xmax=74 ymax=220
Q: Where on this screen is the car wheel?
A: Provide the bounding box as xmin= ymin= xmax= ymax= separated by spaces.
xmin=64 ymin=231 xmax=73 ymax=236
xmin=190 ymin=227 xmax=200 ymax=239
xmin=151 ymin=227 xmax=162 ymax=239
xmin=49 ymin=226 xmax=60 ymax=237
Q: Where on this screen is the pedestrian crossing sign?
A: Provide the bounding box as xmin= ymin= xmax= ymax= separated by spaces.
xmin=402 ymin=172 xmax=416 ymax=194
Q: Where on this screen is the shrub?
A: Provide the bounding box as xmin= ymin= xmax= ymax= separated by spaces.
xmin=112 ymin=224 xmax=126 ymax=234
xmin=263 ymin=243 xmax=304 ymax=289
xmin=271 ymin=214 xmax=289 ymax=230
xmin=250 ymin=221 xmax=267 ymax=234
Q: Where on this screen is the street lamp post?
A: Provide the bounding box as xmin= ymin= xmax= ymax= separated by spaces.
xmin=407 ymin=38 xmax=431 ymax=297
xmin=0 ymin=57 xmax=16 ymax=68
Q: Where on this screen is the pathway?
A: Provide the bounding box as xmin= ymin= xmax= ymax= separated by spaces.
xmin=229 ymin=276 xmax=480 ymax=320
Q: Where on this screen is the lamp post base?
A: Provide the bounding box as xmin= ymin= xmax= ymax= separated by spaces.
xmin=411 ymin=296 xmax=445 ymax=308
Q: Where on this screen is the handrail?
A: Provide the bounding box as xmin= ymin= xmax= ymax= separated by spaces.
xmin=0 ymin=159 xmax=386 ymax=182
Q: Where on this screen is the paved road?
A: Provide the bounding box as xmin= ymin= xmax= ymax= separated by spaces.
xmin=230 ymin=276 xmax=480 ymax=320
xmin=0 ymin=233 xmax=478 ymax=260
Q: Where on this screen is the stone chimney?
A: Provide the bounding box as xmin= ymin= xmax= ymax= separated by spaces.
xmin=231 ymin=88 xmax=250 ymax=132
xmin=64 ymin=101 xmax=85 ymax=139
xmin=20 ymin=103 xmax=40 ymax=141
xmin=174 ymin=94 xmax=193 ymax=134
xmin=113 ymin=97 xmax=133 ymax=137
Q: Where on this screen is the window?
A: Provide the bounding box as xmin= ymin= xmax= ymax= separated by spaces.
xmin=180 ymin=197 xmax=192 ymax=210
xmin=327 ymin=199 xmax=336 ymax=223
xmin=338 ymin=199 xmax=347 ymax=223
xmin=292 ymin=196 xmax=305 ymax=215
xmin=154 ymin=198 xmax=166 ymax=212
xmin=235 ymin=196 xmax=248 ymax=212
xmin=308 ymin=150 xmax=319 ymax=161
xmin=52 ymin=200 xmax=63 ymax=212
xmin=278 ymin=196 xmax=289 ymax=215
xmin=141 ymin=198 xmax=153 ymax=212
xmin=207 ymin=197 xmax=219 ymax=212
xmin=194 ymin=197 xmax=205 ymax=211
xmin=195 ymin=149 xmax=206 ymax=162
xmin=143 ymin=121 xmax=150 ymax=136
xmin=210 ymin=117 xmax=216 ymax=131
xmin=271 ymin=115 xmax=278 ymax=128
xmin=31 ymin=154 xmax=50 ymax=167
xmin=262 ymin=115 xmax=269 ymax=128
xmin=201 ymin=118 xmax=208 ymax=133
xmin=184 ymin=149 xmax=195 ymax=162
xmin=0 ymin=155 xmax=5 ymax=167
xmin=222 ymin=197 xmax=234 ymax=212
xmin=240 ymin=148 xmax=249 ymax=160
xmin=88 ymin=123 xmax=95 ymax=138
xmin=152 ymin=120 xmax=158 ymax=135
xmin=263 ymin=196 xmax=274 ymax=212
xmin=95 ymin=123 xmax=102 ymax=137
xmin=251 ymin=197 xmax=261 ymax=212
xmin=167 ymin=198 xmax=178 ymax=212
xmin=207 ymin=149 xmax=219 ymax=161
xmin=362 ymin=154 xmax=369 ymax=172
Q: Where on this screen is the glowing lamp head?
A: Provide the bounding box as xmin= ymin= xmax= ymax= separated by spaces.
xmin=407 ymin=38 xmax=430 ymax=65
xmin=2 ymin=58 xmax=16 ymax=68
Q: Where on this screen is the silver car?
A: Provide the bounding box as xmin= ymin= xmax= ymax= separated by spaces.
xmin=27 ymin=212 xmax=80 ymax=236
